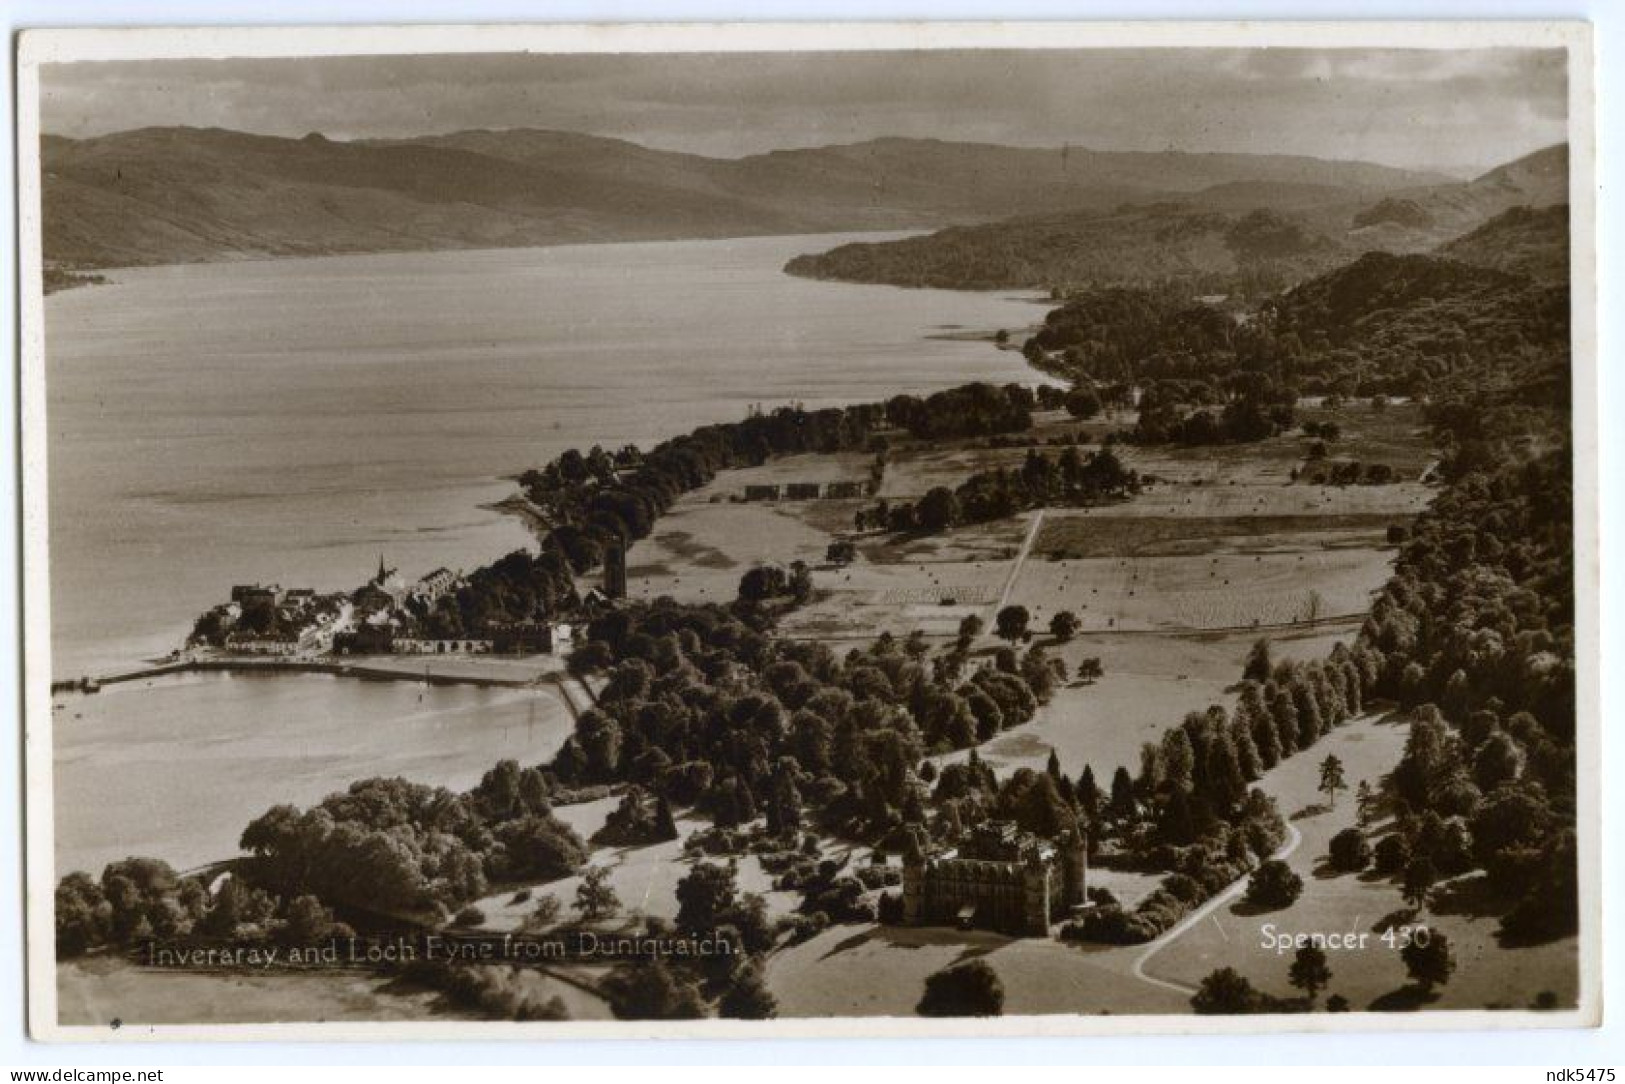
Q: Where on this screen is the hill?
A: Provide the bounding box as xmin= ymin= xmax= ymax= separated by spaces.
xmin=783 ymin=146 xmax=1566 ymax=293
xmin=1435 ymin=204 xmax=1570 ymax=282
xmin=784 ymin=204 xmax=1352 ymax=295
xmin=1024 ymin=245 xmax=1567 ymax=401
xmin=39 ymin=126 xmax=1446 ymax=271
xmin=1344 ymin=144 xmax=1568 ymax=252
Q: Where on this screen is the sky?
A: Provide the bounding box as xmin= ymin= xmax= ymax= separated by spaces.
xmin=39 ymin=48 xmax=1568 ymax=176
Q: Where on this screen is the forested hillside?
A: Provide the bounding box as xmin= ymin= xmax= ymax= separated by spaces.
xmin=784 ymin=145 xmax=1567 ymax=294
xmin=41 ymin=127 xmax=1442 ymax=271
xmin=785 ymin=205 xmax=1347 ymax=294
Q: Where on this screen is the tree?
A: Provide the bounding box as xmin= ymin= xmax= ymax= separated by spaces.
xmin=1355 ymin=780 xmax=1376 ymax=827
xmin=917 ymin=487 xmax=961 ymax=531
xmin=603 ymin=958 xmax=707 ymax=1020
xmin=1402 ymin=930 xmax=1455 ymax=995
xmin=1402 ymin=855 xmax=1438 ymax=913
xmin=1076 ymin=657 xmax=1103 ymax=683
xmin=994 ymin=605 xmax=1030 ymax=643
xmin=1244 ymin=638 xmax=1273 ymax=682
xmin=1318 ymin=754 xmax=1348 ymax=808
xmin=1064 ymin=386 xmax=1102 ymax=419
xmin=1191 ymin=968 xmax=1267 ymax=1014
xmin=917 ymin=960 xmax=1005 ymax=1017
xmin=1108 ymin=766 xmax=1136 ymax=819
xmin=1245 ymin=860 xmax=1304 ymax=910
xmin=825 ymin=540 xmax=858 ymax=566
xmin=1327 ymin=828 xmax=1371 ymax=873
xmin=55 ymin=873 xmax=112 ymax=957
xmin=1289 ymin=945 xmax=1332 ymax=1005
xmin=719 ymin=960 xmax=778 ymax=1019
xmin=1049 ymin=610 xmax=1080 ymax=642
xmin=574 ymin=865 xmax=621 ymax=923
xmin=280 ymin=895 xmax=338 ymax=945
xmin=675 ymin=861 xmax=738 ymax=936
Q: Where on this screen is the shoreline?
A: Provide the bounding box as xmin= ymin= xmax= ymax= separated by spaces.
xmin=60 ymin=655 xmax=576 ymax=696
xmin=45 ymin=227 xmax=939 ymax=286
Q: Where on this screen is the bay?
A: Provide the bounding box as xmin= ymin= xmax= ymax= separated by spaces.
xmin=44 ymin=232 xmax=1041 ymax=677
xmin=42 ymin=232 xmax=1041 ymax=875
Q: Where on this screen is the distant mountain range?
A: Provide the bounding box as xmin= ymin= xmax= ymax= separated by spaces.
xmin=39 ymin=126 xmax=1453 ymax=270
xmin=783 ymin=145 xmax=1568 ymax=294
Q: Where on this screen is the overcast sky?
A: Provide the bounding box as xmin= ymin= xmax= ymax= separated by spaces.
xmin=41 ymin=48 xmax=1567 ymax=176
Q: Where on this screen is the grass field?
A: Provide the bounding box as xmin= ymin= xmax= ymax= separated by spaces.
xmin=1145 ymin=712 xmax=1580 ymax=1012
xmin=764 ymin=920 xmax=1187 ymax=1018
xmin=1005 ymin=549 xmax=1392 ymax=633
xmin=55 ymin=957 xmax=507 ymax=1026
xmin=469 ymin=798 xmax=805 ymax=933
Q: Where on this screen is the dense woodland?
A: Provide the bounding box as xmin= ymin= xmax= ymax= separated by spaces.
xmin=785 ymin=204 xmax=1346 ymax=293
xmin=1024 ymin=206 xmax=1569 ymax=454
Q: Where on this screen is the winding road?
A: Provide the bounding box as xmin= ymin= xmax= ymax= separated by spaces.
xmin=1130 ymin=820 xmax=1305 ymax=996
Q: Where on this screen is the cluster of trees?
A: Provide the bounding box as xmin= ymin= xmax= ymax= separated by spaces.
xmin=858 ymin=446 xmax=1141 ymax=534
xmin=600 ymin=860 xmax=778 ymax=1020
xmin=880 ymin=382 xmax=1034 ymax=441
xmin=737 ymin=562 xmax=813 ymax=605
xmin=1050 ymin=635 xmax=1370 ymax=945
xmin=1299 ymin=459 xmax=1404 ymax=487
xmin=236 ymin=765 xmax=587 ymax=919
xmin=592 ymin=787 xmax=679 ymax=848
xmin=55 ymin=858 xmax=348 ymax=959
xmin=555 ymin=601 xmax=1061 ymax=848
xmin=1024 ymin=241 xmax=1568 ymax=412
xmin=1348 ymin=379 xmax=1574 ymax=941
xmin=1129 ymin=374 xmax=1296 ymax=446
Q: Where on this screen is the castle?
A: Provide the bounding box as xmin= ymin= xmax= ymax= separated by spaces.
xmin=902 ymin=820 xmax=1087 ymax=937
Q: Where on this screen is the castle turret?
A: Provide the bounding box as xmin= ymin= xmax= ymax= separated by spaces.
xmin=901 ymin=825 xmax=927 ymax=926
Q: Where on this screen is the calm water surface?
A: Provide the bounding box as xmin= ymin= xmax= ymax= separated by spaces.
xmin=43 ymin=233 xmax=1041 ymax=874
xmin=45 ymin=233 xmax=1041 ymax=675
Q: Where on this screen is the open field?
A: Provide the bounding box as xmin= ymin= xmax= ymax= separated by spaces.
xmin=56 ymin=957 xmax=481 ymax=1026
xmin=1145 ymin=712 xmax=1580 ymax=1012
xmin=470 ymin=797 xmax=805 ymax=931
xmin=1005 ymin=548 xmax=1393 ymax=633
xmin=765 ymin=920 xmax=1187 ymax=1018
xmin=626 ymin=500 xmax=835 ymax=604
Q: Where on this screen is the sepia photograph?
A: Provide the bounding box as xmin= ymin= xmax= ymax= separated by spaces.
xmin=15 ymin=21 xmax=1598 ymax=1040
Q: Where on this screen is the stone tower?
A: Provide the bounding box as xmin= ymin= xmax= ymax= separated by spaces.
xmin=900 ymin=826 xmax=927 ymax=925
xmin=1020 ymin=852 xmax=1053 ymax=936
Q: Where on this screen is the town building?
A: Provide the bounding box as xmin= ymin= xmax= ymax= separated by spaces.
xmin=414 ymin=567 xmax=458 ymax=601
xmin=231 ymin=584 xmax=282 ymax=608
xmin=902 ymin=820 xmax=1087 ymax=937
xmin=354 ymin=555 xmax=408 ymax=612
xmin=223 ymin=632 xmax=300 ymax=656
xmin=490 ymin=620 xmax=561 ymax=655
xmin=392 ymin=637 xmax=494 ymax=655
